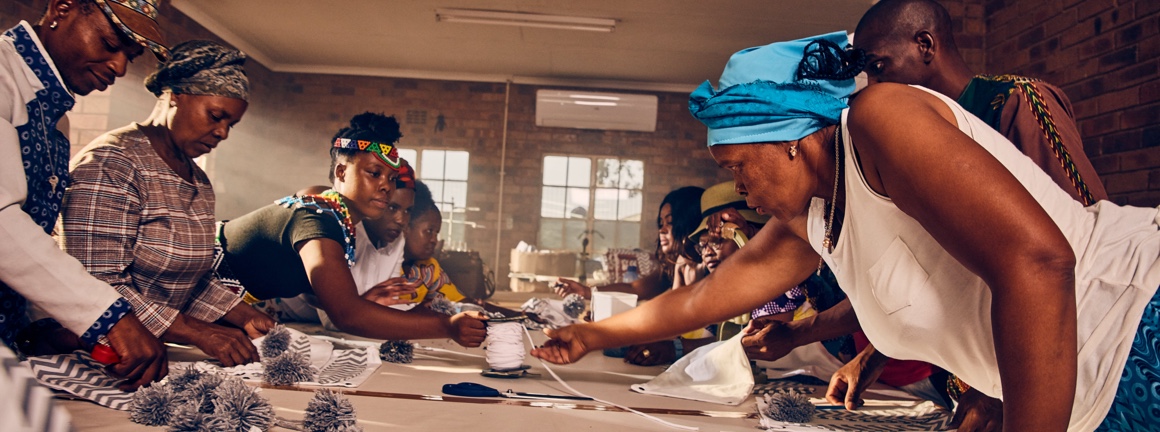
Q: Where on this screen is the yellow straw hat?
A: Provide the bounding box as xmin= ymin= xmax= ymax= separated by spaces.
xmin=689 ymin=181 xmax=770 ymax=239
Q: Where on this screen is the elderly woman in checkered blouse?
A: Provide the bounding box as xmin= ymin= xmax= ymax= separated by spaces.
xmin=60 ymin=40 xmax=273 ymax=367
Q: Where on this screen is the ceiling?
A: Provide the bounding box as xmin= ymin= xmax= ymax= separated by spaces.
xmin=172 ymin=0 xmax=873 ymax=92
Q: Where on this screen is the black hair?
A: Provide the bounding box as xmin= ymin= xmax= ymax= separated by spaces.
xmin=328 ymin=112 xmax=403 ymax=182
xmin=410 ymin=180 xmax=439 ymax=220
xmin=657 ymin=186 xmax=705 ymax=266
xmin=797 ymin=38 xmax=866 ymax=81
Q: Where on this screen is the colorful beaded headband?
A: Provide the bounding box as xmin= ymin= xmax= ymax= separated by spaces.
xmin=333 ymin=138 xmax=403 ymax=169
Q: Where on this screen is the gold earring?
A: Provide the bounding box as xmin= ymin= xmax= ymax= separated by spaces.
xmin=788 ymin=144 xmax=798 ymax=159
xmin=49 ymin=21 xmax=58 ymax=30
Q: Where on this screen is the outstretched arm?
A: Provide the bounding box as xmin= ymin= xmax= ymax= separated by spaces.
xmin=298 ymin=238 xmax=486 ymax=346
xmin=533 ymin=217 xmax=819 ymax=364
xmin=850 ymin=84 xmax=1077 ymax=431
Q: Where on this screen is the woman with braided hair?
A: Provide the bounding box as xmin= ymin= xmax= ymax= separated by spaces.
xmin=218 ymin=111 xmax=487 ymax=348
xmin=534 ymin=31 xmax=1160 ymax=431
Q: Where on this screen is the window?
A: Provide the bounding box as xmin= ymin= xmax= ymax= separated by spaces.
xmin=539 ymin=156 xmax=643 ymax=254
xmin=397 ymin=149 xmax=471 ymax=247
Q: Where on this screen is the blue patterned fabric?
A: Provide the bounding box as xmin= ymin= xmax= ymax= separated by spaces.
xmin=5 ymin=24 xmax=75 ymax=234
xmin=0 ymin=24 xmax=76 ymax=351
xmin=78 ymin=298 xmax=132 ymax=345
xmin=1098 ymin=287 xmax=1160 ymax=431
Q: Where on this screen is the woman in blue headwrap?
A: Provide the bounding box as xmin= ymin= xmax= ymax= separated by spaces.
xmin=534 ymin=31 xmax=1160 ymax=431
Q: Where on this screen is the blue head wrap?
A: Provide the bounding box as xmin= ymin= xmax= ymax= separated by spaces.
xmin=689 ymin=31 xmax=856 ymax=146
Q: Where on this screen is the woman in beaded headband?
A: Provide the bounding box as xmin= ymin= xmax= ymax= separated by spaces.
xmin=535 ymin=31 xmax=1160 ymax=431
xmin=215 ymin=112 xmax=487 ymax=348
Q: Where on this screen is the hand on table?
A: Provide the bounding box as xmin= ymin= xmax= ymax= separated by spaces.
xmin=625 ymin=340 xmax=676 ymax=366
xmin=742 ymin=316 xmax=797 ymax=361
xmin=448 ymin=311 xmax=487 ymax=347
xmin=553 ymin=278 xmax=592 ymax=299
xmin=104 ymin=314 xmax=168 ymax=391
xmin=950 ymin=387 xmax=1004 ymax=432
xmin=825 ymin=346 xmax=888 ymax=410
xmin=530 ymin=325 xmax=594 ymax=364
xmin=363 ymin=277 xmax=422 ymax=306
xmin=166 ymin=314 xmax=259 ymax=367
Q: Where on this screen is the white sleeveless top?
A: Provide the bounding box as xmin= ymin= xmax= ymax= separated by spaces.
xmin=807 ymin=86 xmax=1160 ymax=431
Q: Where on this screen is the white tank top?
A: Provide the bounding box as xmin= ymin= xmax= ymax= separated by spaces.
xmin=807 ymin=86 xmax=1160 ymax=431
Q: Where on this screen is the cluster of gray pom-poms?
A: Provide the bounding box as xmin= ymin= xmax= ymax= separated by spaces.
xmin=129 ymin=323 xmax=364 ymax=432
xmin=129 ymin=368 xmax=273 ymax=432
xmin=261 ymin=325 xmax=316 ymax=386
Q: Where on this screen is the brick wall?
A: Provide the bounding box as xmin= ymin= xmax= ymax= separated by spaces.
xmin=985 ymin=0 xmax=1160 ymax=205
xmin=939 ymin=0 xmax=989 ymax=72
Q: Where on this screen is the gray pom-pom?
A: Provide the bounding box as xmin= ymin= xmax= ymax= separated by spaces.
xmin=129 ymin=382 xmax=177 ymax=426
xmin=263 ymin=350 xmax=315 ymax=386
xmin=212 ymin=378 xmax=274 ymax=432
xmin=379 ymin=340 xmax=414 ymax=364
xmin=262 ymin=324 xmax=292 ymax=358
xmin=562 ymin=293 xmax=585 ymax=318
xmin=427 ymin=295 xmax=457 ymax=316
xmin=165 ymin=367 xmax=205 ymax=394
xmin=179 ymin=373 xmax=225 ymax=413
xmin=167 ymin=403 xmax=228 ymax=432
xmin=303 ymin=389 xmax=362 ymax=432
xmin=758 ymin=392 xmax=816 ymax=424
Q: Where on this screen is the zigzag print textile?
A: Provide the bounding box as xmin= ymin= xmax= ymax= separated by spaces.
xmin=316 ymin=349 xmax=368 ymax=385
xmin=24 ymin=350 xmax=132 ymax=410
xmin=1098 ymin=287 xmax=1160 ymax=431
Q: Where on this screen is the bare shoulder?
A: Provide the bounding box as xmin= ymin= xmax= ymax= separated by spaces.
xmin=848 ymin=84 xmax=957 ymax=141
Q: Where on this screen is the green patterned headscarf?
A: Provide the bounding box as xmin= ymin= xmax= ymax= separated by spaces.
xmin=144 ymin=40 xmax=249 ymax=101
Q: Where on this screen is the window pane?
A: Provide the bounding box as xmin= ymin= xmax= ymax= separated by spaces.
xmin=566 ymin=187 xmax=589 ymax=219
xmin=592 ymin=220 xmax=617 ymax=254
xmin=423 ymin=150 xmax=446 ymax=180
xmin=593 ymin=188 xmax=620 ymax=221
xmin=541 ymin=186 xmax=567 ymax=218
xmin=567 ymin=157 xmax=591 ymax=187
xmin=445 ymin=151 xmax=469 ymax=181
xmin=618 ymin=190 xmax=643 ymax=221
xmin=617 ymin=222 xmax=642 ymax=249
xmin=444 ymin=181 xmax=467 ymax=209
xmin=564 ymin=219 xmax=587 ymax=252
xmin=543 ymin=156 xmax=568 ymax=186
xmin=538 ymin=218 xmax=564 ymax=251
xmin=398 ymin=148 xmax=418 ymax=168
xmin=620 ymin=159 xmax=644 ymax=190
xmin=595 ymin=159 xmax=620 ymax=188
xmin=428 ymin=180 xmax=445 ymax=210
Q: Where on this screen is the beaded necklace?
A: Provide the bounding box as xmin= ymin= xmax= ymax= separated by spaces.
xmin=275 ymin=189 xmax=357 ymax=267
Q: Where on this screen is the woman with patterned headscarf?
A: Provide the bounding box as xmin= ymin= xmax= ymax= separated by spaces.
xmin=535 ymin=31 xmax=1160 ymax=431
xmin=60 ymin=40 xmax=272 ymax=368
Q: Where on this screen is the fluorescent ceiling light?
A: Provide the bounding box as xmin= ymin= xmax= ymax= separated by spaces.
xmin=435 ymin=9 xmax=617 ymax=33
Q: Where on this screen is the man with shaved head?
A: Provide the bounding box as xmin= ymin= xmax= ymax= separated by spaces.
xmin=848 ymin=1 xmax=1107 ymax=430
xmin=854 ymin=0 xmax=1106 ymax=205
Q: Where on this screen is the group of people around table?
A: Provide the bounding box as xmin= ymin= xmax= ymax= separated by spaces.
xmin=2 ymin=0 xmax=1157 ymax=431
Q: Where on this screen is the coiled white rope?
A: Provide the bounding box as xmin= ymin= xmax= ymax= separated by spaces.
xmin=521 ymin=326 xmax=699 ymax=431
xmin=485 ymin=322 xmax=526 ymax=371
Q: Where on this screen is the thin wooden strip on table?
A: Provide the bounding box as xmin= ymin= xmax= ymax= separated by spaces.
xmin=255 ymin=383 xmax=756 ymax=419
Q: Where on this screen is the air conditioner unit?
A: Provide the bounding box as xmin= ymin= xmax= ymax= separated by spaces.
xmin=535 ymin=90 xmax=658 ymax=132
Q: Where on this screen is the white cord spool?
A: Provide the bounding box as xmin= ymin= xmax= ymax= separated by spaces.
xmin=484 ymin=322 xmax=526 ymax=371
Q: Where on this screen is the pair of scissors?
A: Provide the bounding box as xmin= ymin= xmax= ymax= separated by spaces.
xmin=442 ymin=382 xmax=593 ymax=401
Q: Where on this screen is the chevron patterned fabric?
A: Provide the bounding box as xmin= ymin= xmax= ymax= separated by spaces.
xmin=23 ymin=350 xmax=134 ymax=410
